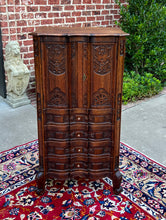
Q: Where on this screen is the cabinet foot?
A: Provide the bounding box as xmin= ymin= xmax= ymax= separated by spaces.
xmin=36 ymin=171 xmax=45 ymax=195
xmin=113 ymin=170 xmax=123 ymax=195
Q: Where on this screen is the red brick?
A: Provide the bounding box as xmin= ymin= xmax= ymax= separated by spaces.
xmin=82 ymin=11 xmax=91 ymax=16
xmin=102 ymin=10 xmax=109 ymax=15
xmin=61 ymin=0 xmax=71 ymax=4
xmin=76 ymin=17 xmax=86 ymax=22
xmin=22 ymin=27 xmax=34 ymax=33
xmin=35 ymin=13 xmax=47 ymax=18
xmin=101 ymin=21 xmax=109 ymax=25
xmin=64 ymin=5 xmax=74 ymax=10
xmin=72 ymin=11 xmax=81 ymax=16
xmin=15 ymin=6 xmax=26 ymax=12
xmin=110 ymin=10 xmax=118 ymax=14
xmin=9 ymin=21 xmax=15 ymax=27
xmin=54 ymin=18 xmax=64 ymax=24
xmin=8 ymin=14 xmax=15 ymax=20
xmin=30 ymin=58 xmax=35 ymax=64
xmin=103 ymin=0 xmax=111 ymax=3
xmin=86 ymin=5 xmax=95 ymax=10
xmin=66 ymin=17 xmax=75 ymax=23
xmin=92 ymin=22 xmax=100 ymax=26
xmin=10 ymin=28 xmax=17 ymax=34
xmin=27 ymin=6 xmax=38 ymax=12
xmin=96 ymin=5 xmax=104 ymax=9
xmin=83 ymin=0 xmax=91 ymax=3
xmin=105 ymin=15 xmax=113 ymax=20
xmin=7 ymin=0 xmax=14 ymax=4
xmin=17 ymin=20 xmax=27 ymax=26
xmin=114 ymin=15 xmax=120 ymax=19
xmin=15 ymin=0 xmax=20 ymax=4
xmin=61 ymin=12 xmax=71 ymax=17
xmin=15 ymin=14 xmax=20 ymax=19
xmin=7 ymin=6 xmax=14 ymax=12
xmin=105 ymin=5 xmax=113 ymax=9
xmin=114 ymin=4 xmax=120 ymax=8
xmin=53 ymin=6 xmax=63 ymax=11
xmin=34 ymin=0 xmax=47 ymax=4
xmin=96 ymin=16 xmax=104 ymax=20
xmin=48 ymin=12 xmax=59 ymax=18
xmin=93 ymin=0 xmax=101 ymax=3
xmin=0 ymin=7 xmax=6 ymax=13
xmin=76 ymin=5 xmax=85 ymax=10
xmin=73 ymin=0 xmax=81 ymax=3
xmin=0 ymin=0 xmax=6 ymax=4
xmin=40 ymin=6 xmax=51 ymax=11
xmin=1 ymin=14 xmax=7 ymax=20
xmin=92 ymin=11 xmax=100 ymax=15
xmin=24 ymin=52 xmax=34 ymax=59
xmin=87 ymin=16 xmax=95 ymax=21
xmin=10 ymin=35 xmax=17 ymax=41
xmin=2 ymin=35 xmax=9 ymax=42
xmin=48 ymin=0 xmax=59 ymax=3
xmin=21 ymin=47 xmax=28 ymax=53
xmin=41 ymin=19 xmax=53 ymax=25
xmin=1 ymin=28 xmax=9 ymax=35
xmin=23 ymin=60 xmax=29 ymax=65
xmin=23 ymin=39 xmax=33 ymax=46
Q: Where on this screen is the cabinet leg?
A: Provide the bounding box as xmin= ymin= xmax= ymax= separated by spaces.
xmin=36 ymin=170 xmax=45 ymax=195
xmin=112 ymin=170 xmax=123 ymax=195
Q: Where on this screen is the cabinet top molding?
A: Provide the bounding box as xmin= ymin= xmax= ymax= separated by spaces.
xmin=30 ymin=26 xmax=129 ymax=37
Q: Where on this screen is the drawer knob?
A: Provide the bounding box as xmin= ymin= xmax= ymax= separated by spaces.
xmin=77 ymin=117 xmax=81 ymax=121
xmin=77 ymin=164 xmax=80 ymax=168
xmin=77 ymin=133 xmax=80 ymax=137
xmin=78 ymin=149 xmax=81 ymax=152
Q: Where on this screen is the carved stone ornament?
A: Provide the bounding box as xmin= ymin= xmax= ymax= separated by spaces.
xmin=4 ymin=41 xmax=30 ymax=107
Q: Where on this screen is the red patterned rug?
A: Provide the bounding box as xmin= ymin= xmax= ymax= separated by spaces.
xmin=0 ymin=140 xmax=165 ymax=220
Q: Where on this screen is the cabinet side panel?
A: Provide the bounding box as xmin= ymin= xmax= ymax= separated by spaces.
xmin=33 ymin=36 xmax=46 ymax=192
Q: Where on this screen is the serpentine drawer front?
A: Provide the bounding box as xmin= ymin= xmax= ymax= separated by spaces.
xmin=31 ymin=26 xmax=129 ymax=195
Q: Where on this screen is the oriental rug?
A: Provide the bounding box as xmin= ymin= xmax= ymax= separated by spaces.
xmin=0 ymin=140 xmax=165 ymax=220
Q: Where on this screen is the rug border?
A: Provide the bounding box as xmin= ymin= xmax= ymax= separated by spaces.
xmin=121 ymin=141 xmax=166 ymax=169
xmin=0 ymin=139 xmax=38 ymax=154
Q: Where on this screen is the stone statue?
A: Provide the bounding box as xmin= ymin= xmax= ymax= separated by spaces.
xmin=4 ymin=41 xmax=30 ymax=107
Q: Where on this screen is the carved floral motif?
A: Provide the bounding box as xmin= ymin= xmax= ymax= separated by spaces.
xmin=93 ymin=45 xmax=112 ymax=75
xmin=47 ymin=44 xmax=66 ymax=75
xmin=48 ymin=87 xmax=67 ymax=107
xmin=92 ymin=88 xmax=111 ymax=106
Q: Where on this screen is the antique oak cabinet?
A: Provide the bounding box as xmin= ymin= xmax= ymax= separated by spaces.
xmin=31 ymin=27 xmax=128 ymax=195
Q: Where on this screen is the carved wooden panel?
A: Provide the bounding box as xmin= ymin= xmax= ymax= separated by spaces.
xmin=93 ymin=44 xmax=113 ymax=75
xmin=48 ymin=87 xmax=67 ymax=107
xmin=92 ymin=88 xmax=111 ymax=106
xmin=47 ymin=44 xmax=66 ymax=75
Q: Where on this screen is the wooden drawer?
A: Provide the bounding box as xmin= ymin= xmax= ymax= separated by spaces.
xmin=89 ymin=108 xmax=114 ymax=124
xmin=45 ymin=125 xmax=69 ymax=140
xmin=44 ymin=108 xmax=69 ymax=124
xmin=89 ymin=124 xmax=113 ymax=140
xmin=46 ymin=141 xmax=69 ymax=155
xmin=70 ymin=140 xmax=88 ymax=154
xmin=48 ymin=156 xmax=70 ymax=171
xmin=89 ymin=140 xmax=113 ymax=155
xmin=70 ymin=109 xmax=88 ymax=124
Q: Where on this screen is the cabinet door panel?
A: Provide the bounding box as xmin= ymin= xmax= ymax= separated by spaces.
xmin=44 ymin=42 xmax=68 ymax=108
xmin=90 ymin=43 xmax=116 ymax=108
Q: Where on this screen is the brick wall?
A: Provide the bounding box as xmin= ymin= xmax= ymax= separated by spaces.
xmin=0 ymin=0 xmax=126 ymax=93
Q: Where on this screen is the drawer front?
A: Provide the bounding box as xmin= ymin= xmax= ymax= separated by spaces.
xmin=46 ymin=141 xmax=69 ymax=155
xmin=89 ymin=140 xmax=113 ymax=155
xmin=89 ymin=108 xmax=114 ymax=124
xmin=45 ymin=109 xmax=69 ymax=124
xmin=89 ymin=124 xmax=113 ymax=140
xmin=48 ymin=156 xmax=70 ymax=171
xmin=45 ymin=125 xmax=69 ymax=140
